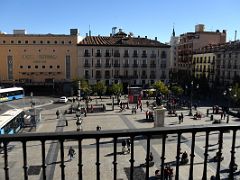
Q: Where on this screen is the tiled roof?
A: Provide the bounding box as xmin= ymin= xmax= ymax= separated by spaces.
xmin=78 ymin=34 xmax=170 ymax=48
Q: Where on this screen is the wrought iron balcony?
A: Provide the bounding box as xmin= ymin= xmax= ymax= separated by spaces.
xmin=84 ymin=52 xmax=91 ymax=57
xmin=150 ymin=64 xmax=156 ymax=68
xmin=132 ymin=64 xmax=138 ymax=68
xmin=95 ymin=64 xmax=102 ymax=68
xmin=113 ymin=64 xmax=120 ymax=67
xmin=1 ymin=124 xmax=239 ymax=180
xmin=133 ymin=54 xmax=138 ymax=58
xmin=142 ymin=54 xmax=147 ymax=58
xmin=141 ymin=64 xmax=147 ymax=68
xmin=114 ymin=53 xmax=120 ymax=57
xmin=150 ymin=54 xmax=156 ymax=58
xmin=123 ymin=64 xmax=129 ymax=68
xmin=105 ymin=64 xmax=111 ymax=68
xmin=105 ymin=53 xmax=111 ymax=57
xmin=95 ymin=53 xmax=102 ymax=57
xmin=84 ymin=63 xmax=91 ymax=68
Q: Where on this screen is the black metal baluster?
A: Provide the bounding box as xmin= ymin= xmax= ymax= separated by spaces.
xmin=145 ymin=136 xmax=151 ymax=180
xmin=189 ymin=132 xmax=196 ymax=180
xmin=229 ymin=130 xmax=236 ymax=179
xmin=22 ymin=141 xmax=28 ymax=180
xmin=78 ymin=139 xmax=83 ymax=180
xmin=216 ymin=131 xmax=223 ymax=179
xmin=59 ymin=140 xmax=65 ymax=180
xmin=175 ymin=133 xmax=181 ymax=180
xmin=96 ymin=138 xmax=100 ymax=180
xmin=160 ymin=134 xmax=167 ymax=180
xmin=113 ymin=137 xmax=118 ymax=180
xmin=3 ymin=141 xmax=9 ymax=180
xmin=202 ymin=131 xmax=209 ymax=180
xmin=41 ymin=140 xmax=47 ymax=180
xmin=129 ymin=136 xmax=135 ymax=180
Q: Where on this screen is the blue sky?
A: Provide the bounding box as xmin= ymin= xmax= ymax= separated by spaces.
xmin=1 ymin=0 xmax=240 ymax=43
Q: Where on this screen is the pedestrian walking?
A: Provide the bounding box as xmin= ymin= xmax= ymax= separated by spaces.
xmin=126 ymin=139 xmax=131 ymax=153
xmin=122 ymin=140 xmax=127 ymax=154
xmin=181 ymin=112 xmax=184 ymax=122
xmin=68 ymin=146 xmax=75 ymax=161
xmin=178 ymin=115 xmax=181 ymax=124
xmin=146 ymin=110 xmax=149 ymax=120
xmin=56 ymin=110 xmax=60 ymax=119
xmin=140 ymin=103 xmax=143 ymax=112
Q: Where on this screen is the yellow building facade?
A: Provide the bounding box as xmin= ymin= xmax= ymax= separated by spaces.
xmin=192 ymin=52 xmax=215 ymax=80
xmin=0 ymin=29 xmax=79 ymax=85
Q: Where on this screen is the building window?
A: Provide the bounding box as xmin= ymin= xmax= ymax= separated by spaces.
xmin=61 ymin=41 xmax=64 ymax=44
xmin=24 ymin=49 xmax=26 ymax=52
xmin=54 ymin=41 xmax=57 ymax=44
xmin=8 ymin=49 xmax=11 ymax=52
xmin=47 ymin=41 xmax=50 ymax=44
xmin=161 ymin=51 xmax=166 ymax=58
xmin=57 ymin=65 xmax=60 ymax=69
xmin=40 ymin=41 xmax=43 ymax=44
xmin=11 ymin=40 xmax=14 ymax=44
xmin=68 ymin=41 xmax=72 ymax=44
xmin=25 ymin=40 xmax=28 ymax=44
xmin=3 ymin=40 xmax=6 ymax=43
xmin=50 ymin=65 xmax=53 ymax=69
xmin=20 ymin=65 xmax=23 ymax=69
xmin=35 ymin=65 xmax=38 ymax=69
xmin=28 ymin=66 xmax=31 ymax=69
xmin=18 ymin=40 xmax=21 ymax=44
xmin=53 ymin=49 xmax=55 ymax=52
xmin=42 ymin=65 xmax=45 ymax=69
xmin=33 ymin=40 xmax=36 ymax=44
xmin=38 ymin=49 xmax=41 ymax=52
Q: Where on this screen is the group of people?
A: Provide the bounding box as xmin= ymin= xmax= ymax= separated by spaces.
xmin=150 ymin=165 xmax=173 ymax=180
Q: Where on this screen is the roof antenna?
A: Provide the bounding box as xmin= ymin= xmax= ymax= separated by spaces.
xmin=89 ymin=25 xmax=91 ymax=36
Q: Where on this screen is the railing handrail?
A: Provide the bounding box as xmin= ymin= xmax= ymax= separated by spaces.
xmin=1 ymin=124 xmax=238 ymax=142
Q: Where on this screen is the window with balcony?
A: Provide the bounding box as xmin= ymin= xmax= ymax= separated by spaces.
xmin=114 ymin=59 xmax=120 ymax=67
xmin=124 ymin=50 xmax=129 ymax=57
xmin=84 ymin=50 xmax=90 ymax=57
xmin=96 ymin=49 xmax=101 ymax=57
xmin=161 ymin=51 xmax=166 ymax=58
xmin=142 ymin=50 xmax=147 ymax=58
xmin=105 ymin=70 xmax=110 ymax=79
xmin=105 ymin=50 xmax=111 ymax=57
xmin=96 ymin=59 xmax=101 ymax=67
xmin=133 ymin=50 xmax=138 ymax=57
xmin=105 ymin=59 xmax=111 ymax=67
xmin=124 ymin=59 xmax=129 ymax=67
xmin=114 ymin=50 xmax=120 ymax=57
xmin=96 ymin=70 xmax=101 ymax=78
xmin=85 ymin=70 xmax=90 ymax=79
xmin=84 ymin=59 xmax=90 ymax=68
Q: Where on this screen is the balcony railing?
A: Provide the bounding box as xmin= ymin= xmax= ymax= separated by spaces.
xmin=114 ymin=53 xmax=120 ymax=57
xmin=150 ymin=64 xmax=156 ymax=68
xmin=105 ymin=64 xmax=111 ymax=68
xmin=84 ymin=52 xmax=91 ymax=57
xmin=113 ymin=64 xmax=120 ymax=67
xmin=95 ymin=64 xmax=102 ymax=68
xmin=141 ymin=64 xmax=147 ymax=68
xmin=105 ymin=53 xmax=111 ymax=57
xmin=132 ymin=64 xmax=138 ymax=68
xmin=1 ymin=124 xmax=239 ymax=180
xmin=84 ymin=63 xmax=91 ymax=68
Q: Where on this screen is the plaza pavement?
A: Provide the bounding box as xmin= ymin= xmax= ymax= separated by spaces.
xmin=1 ymin=97 xmax=240 ymax=180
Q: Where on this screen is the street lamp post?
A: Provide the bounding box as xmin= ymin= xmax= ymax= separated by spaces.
xmin=223 ymin=86 xmax=232 ymax=112
xmin=76 ymin=107 xmax=82 ymax=131
xmin=188 ymin=81 xmax=199 ymax=116
xmin=188 ymin=81 xmax=194 ymax=116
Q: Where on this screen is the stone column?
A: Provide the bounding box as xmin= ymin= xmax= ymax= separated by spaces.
xmin=154 ymin=106 xmax=166 ymax=127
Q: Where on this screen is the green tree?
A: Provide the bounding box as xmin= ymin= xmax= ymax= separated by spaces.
xmin=81 ymin=80 xmax=92 ymax=98
xmin=93 ymin=81 xmax=107 ymax=99
xmin=111 ymin=83 xmax=123 ymax=97
xmin=171 ymin=85 xmax=184 ymax=96
xmin=153 ymin=80 xmax=169 ymax=95
xmin=232 ymin=83 xmax=240 ymax=106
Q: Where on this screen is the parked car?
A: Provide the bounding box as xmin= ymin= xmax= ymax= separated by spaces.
xmin=58 ymin=96 xmax=68 ymax=103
